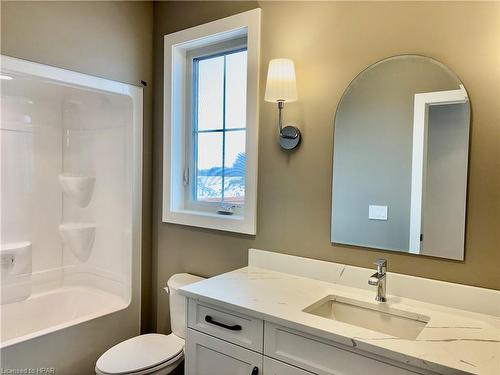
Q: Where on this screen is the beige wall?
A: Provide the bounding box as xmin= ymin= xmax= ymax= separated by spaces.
xmin=153 ymin=1 xmax=500 ymax=333
xmin=1 ymin=1 xmax=153 ymax=372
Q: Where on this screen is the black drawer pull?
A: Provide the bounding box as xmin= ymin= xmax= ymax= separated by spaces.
xmin=204 ymin=315 xmax=242 ymax=331
xmin=251 ymin=366 xmax=258 ymax=375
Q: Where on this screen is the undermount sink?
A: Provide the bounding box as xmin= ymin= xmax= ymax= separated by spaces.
xmin=304 ymin=295 xmax=429 ymax=340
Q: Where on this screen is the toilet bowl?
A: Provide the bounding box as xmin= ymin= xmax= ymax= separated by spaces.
xmin=95 ymin=273 xmax=204 ymax=375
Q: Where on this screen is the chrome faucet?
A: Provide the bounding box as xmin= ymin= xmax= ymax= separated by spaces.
xmin=368 ymin=259 xmax=387 ymax=302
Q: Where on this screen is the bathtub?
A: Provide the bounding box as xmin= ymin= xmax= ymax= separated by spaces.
xmin=1 ymin=286 xmax=128 ymax=348
xmin=0 ymin=54 xmax=142 ymax=373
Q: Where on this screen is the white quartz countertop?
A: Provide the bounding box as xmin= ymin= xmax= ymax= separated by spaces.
xmin=180 ymin=266 xmax=500 ymax=375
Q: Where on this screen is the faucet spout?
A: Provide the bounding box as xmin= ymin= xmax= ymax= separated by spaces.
xmin=368 ymin=272 xmax=384 ymax=286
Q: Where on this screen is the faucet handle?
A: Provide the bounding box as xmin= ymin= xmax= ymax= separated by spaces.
xmin=373 ymin=259 xmax=387 ymax=274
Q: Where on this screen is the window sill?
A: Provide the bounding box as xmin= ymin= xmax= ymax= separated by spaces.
xmin=163 ymin=208 xmax=255 ymax=235
xmin=178 ymin=209 xmax=244 ymax=221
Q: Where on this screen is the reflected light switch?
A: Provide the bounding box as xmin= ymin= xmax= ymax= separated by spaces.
xmin=369 ymin=205 xmax=388 ymax=220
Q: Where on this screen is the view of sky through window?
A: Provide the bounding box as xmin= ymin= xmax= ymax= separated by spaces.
xmin=194 ymin=49 xmax=247 ymax=205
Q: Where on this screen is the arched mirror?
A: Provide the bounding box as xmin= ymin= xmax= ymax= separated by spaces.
xmin=331 ymin=55 xmax=470 ymax=260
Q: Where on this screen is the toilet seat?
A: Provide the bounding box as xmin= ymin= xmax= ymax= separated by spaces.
xmin=96 ymin=351 xmax=183 ymax=375
xmin=95 ymin=334 xmax=184 ymax=375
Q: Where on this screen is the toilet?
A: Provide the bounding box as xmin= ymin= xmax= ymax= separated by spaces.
xmin=95 ymin=273 xmax=204 ymax=375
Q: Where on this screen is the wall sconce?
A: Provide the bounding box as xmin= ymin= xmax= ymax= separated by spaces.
xmin=264 ymin=58 xmax=301 ymax=150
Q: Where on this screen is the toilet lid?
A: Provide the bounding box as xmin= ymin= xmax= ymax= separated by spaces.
xmin=96 ymin=334 xmax=184 ymax=374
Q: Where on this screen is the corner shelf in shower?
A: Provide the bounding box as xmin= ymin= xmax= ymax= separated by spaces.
xmin=58 ymin=223 xmax=96 ymax=262
xmin=58 ymin=174 xmax=95 ymax=207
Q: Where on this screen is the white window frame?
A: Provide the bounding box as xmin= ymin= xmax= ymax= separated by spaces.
xmin=185 ymin=38 xmax=248 ymax=216
xmin=163 ymin=9 xmax=260 ymax=235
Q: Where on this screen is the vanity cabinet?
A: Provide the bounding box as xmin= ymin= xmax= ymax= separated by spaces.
xmin=185 ymin=299 xmax=437 ymax=375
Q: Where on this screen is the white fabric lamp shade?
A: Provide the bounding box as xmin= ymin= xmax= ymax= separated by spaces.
xmin=264 ymin=59 xmax=298 ymax=103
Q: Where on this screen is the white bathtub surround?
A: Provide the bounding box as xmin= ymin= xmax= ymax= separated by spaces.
xmin=180 ymin=249 xmax=500 ymax=375
xmin=0 ymin=54 xmax=142 ymax=363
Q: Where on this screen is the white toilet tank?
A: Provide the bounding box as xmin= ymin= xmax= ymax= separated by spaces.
xmin=166 ymin=273 xmax=204 ymax=339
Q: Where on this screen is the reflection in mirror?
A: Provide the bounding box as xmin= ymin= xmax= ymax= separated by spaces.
xmin=331 ymin=55 xmax=470 ymax=260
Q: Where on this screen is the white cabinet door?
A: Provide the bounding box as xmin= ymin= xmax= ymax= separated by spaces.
xmin=263 ymin=357 xmax=316 ymax=375
xmin=186 ymin=328 xmax=263 ymax=375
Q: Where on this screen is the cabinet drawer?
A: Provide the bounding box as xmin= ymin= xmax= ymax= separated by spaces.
xmin=263 ymin=357 xmax=316 ymax=375
xmin=188 ymin=299 xmax=264 ymax=352
xmin=186 ymin=329 xmax=263 ymax=375
xmin=264 ymin=323 xmax=421 ymax=375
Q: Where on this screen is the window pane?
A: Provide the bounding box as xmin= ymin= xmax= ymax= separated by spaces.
xmin=196 ymin=132 xmax=222 ymax=202
xmin=197 ymin=56 xmax=224 ymax=131
xmin=225 ymin=51 xmax=247 ymax=129
xmin=224 ymin=130 xmax=246 ymax=204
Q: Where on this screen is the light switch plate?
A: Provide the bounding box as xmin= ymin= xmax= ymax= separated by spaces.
xmin=369 ymin=205 xmax=388 ymax=220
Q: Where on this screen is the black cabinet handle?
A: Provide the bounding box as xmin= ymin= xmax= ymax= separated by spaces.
xmin=204 ymin=315 xmax=242 ymax=331
xmin=251 ymin=366 xmax=259 ymax=375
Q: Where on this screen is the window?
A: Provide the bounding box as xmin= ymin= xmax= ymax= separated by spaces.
xmin=190 ymin=48 xmax=248 ymax=208
xmin=163 ymin=9 xmax=260 ymax=234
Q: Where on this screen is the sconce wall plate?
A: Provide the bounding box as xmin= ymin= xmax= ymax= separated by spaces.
xmin=280 ymin=126 xmax=301 ymax=150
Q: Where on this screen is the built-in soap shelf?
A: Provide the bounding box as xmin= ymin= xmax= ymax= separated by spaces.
xmin=0 ymin=241 xmax=32 ymax=276
xmin=59 ymin=223 xmax=95 ymax=261
xmin=0 ymin=241 xmax=32 ymax=304
xmin=58 ymin=174 xmax=95 ymax=207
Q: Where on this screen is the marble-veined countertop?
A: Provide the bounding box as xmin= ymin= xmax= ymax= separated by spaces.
xmin=180 ymin=266 xmax=500 ymax=375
